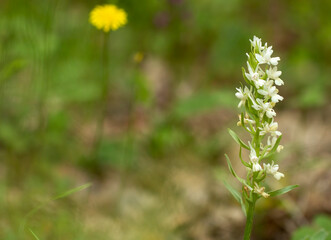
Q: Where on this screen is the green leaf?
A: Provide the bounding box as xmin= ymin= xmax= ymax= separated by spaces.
xmin=225 ymin=154 xmax=251 ymax=190
xmin=270 ymin=134 xmax=282 ymax=151
xmin=314 ymin=215 xmax=331 ymax=231
xmin=241 ymin=67 xmax=247 ymax=80
xmin=225 ymin=154 xmax=240 ymax=179
xmin=263 ymin=135 xmax=282 ymax=159
xmin=242 ymin=67 xmax=251 ymax=85
xmin=239 ymin=146 xmax=250 ymax=167
xmin=223 ymin=180 xmax=241 ymax=203
xmin=249 ymin=52 xmax=258 ymax=69
xmin=311 ymin=229 xmax=329 ymax=240
xmin=268 ymin=185 xmax=299 ymax=197
xmin=228 ymin=128 xmax=250 ymax=150
xmin=29 ymin=228 xmax=41 ymax=240
xmin=291 ymin=226 xmax=315 ymax=240
xmin=222 ymin=180 xmax=246 ymax=216
xmin=215 ymin=169 xmax=246 ymax=216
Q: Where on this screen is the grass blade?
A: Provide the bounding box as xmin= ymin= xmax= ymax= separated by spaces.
xmin=29 ymin=228 xmax=40 ymax=240
xmin=54 ymin=183 xmax=92 ymax=200
xmin=21 ymin=183 xmax=92 ymax=233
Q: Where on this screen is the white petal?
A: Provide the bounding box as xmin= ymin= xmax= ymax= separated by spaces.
xmin=258 ymin=89 xmax=268 ymax=95
xmin=252 ymin=163 xmax=262 ymax=172
xmin=273 ymin=172 xmax=284 ymax=180
xmin=255 ymin=54 xmax=265 ymax=64
xmin=271 ymin=94 xmax=283 ymax=103
xmin=266 ymin=109 xmax=276 ymax=118
xmin=235 ymin=92 xmax=243 ymax=99
xmin=275 ymin=78 xmax=284 ymax=86
xmin=275 ymin=70 xmax=282 ymax=78
xmin=255 ymin=79 xmax=266 ymax=88
xmin=245 ymin=72 xmax=251 ymax=80
xmin=270 ymin=57 xmax=280 ymax=65
xmin=275 ymin=131 xmax=282 ymax=136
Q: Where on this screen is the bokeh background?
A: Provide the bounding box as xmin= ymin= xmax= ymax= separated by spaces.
xmin=1 ymin=0 xmax=331 ymax=239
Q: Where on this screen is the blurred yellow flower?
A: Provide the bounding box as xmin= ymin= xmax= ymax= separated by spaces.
xmin=133 ymin=52 xmax=144 ymax=63
xmin=89 ymin=4 xmax=127 ymax=32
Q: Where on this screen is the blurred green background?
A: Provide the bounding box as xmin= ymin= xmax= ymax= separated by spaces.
xmin=1 ymin=0 xmax=331 ymax=239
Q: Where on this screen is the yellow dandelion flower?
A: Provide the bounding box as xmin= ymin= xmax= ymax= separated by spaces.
xmin=89 ymin=4 xmax=127 ymax=32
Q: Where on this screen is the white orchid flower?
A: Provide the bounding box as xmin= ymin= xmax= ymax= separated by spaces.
xmin=266 ymin=136 xmax=278 ymax=151
xmin=266 ymin=67 xmax=284 ymax=86
xmin=235 ymin=86 xmax=251 ymax=108
xmin=259 ymin=121 xmax=282 ymax=136
xmin=251 ymin=98 xmax=276 ymax=118
xmin=258 ymin=85 xmax=284 ymax=103
xmin=250 ymin=36 xmax=263 ymax=51
xmin=255 ymin=46 xmax=280 ymax=66
xmin=249 ymin=142 xmax=262 ymax=172
xmin=245 ymin=62 xmax=266 ymax=88
xmin=263 ymin=161 xmax=284 ymax=180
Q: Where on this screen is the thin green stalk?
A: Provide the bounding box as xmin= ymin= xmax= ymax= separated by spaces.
xmin=93 ymin=33 xmax=110 ymax=152
xmin=244 ymin=199 xmax=256 ymax=240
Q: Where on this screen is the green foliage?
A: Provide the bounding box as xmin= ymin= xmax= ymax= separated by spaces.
xmin=292 ymin=215 xmax=331 ymax=240
xmin=173 ymin=89 xmax=236 ymax=119
xmin=227 ymin=128 xmax=250 ymax=150
xmin=23 ymin=183 xmax=91 ymax=222
xmin=53 ymin=183 xmax=91 ymax=200
xmin=0 ymin=0 xmax=330 ymax=239
xmin=262 ymin=135 xmax=282 ymax=159
xmin=224 ymin=154 xmax=251 ymax=190
xmin=222 ymin=179 xmax=246 ymax=216
xmin=147 ymin=121 xmax=188 ymax=158
xmin=29 ymin=229 xmax=41 ymax=240
xmin=297 ymin=85 xmax=326 ymax=108
xmin=95 ymin=139 xmax=138 ymax=169
xmin=267 ymin=185 xmax=299 ymax=197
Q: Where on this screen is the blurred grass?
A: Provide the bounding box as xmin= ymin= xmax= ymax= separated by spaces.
xmin=0 ymin=0 xmax=331 ymax=239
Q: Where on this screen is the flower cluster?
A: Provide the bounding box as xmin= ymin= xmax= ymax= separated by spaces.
xmin=225 ymin=36 xmax=298 ymax=239
xmin=89 ymin=4 xmax=127 ymax=32
xmin=234 ymin=36 xmax=285 ymax=198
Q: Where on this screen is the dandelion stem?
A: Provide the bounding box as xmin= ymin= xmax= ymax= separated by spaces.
xmin=93 ymin=32 xmax=110 ymax=153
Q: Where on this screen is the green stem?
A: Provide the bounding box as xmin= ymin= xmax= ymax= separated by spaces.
xmin=244 ymin=200 xmax=256 ymax=240
xmin=93 ymin=33 xmax=110 ymax=152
